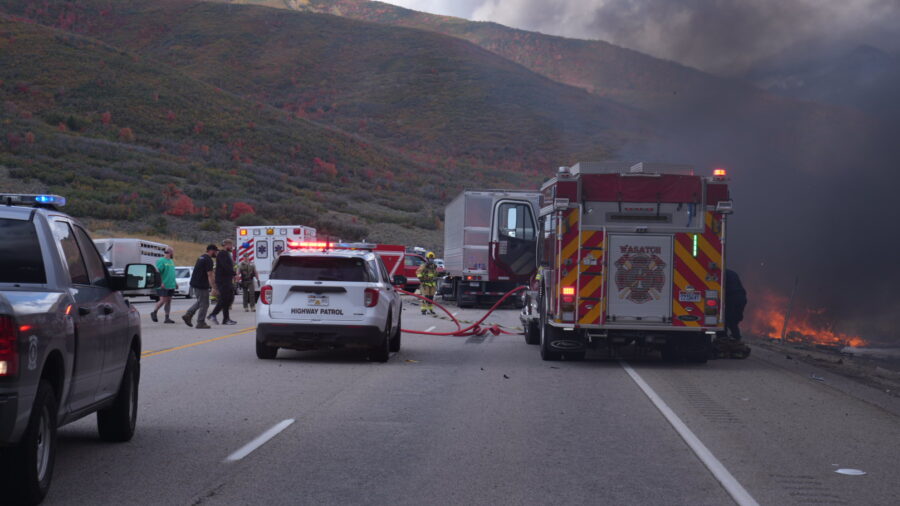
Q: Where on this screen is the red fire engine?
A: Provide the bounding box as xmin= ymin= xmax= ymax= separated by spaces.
xmin=521 ymin=162 xmax=733 ymax=362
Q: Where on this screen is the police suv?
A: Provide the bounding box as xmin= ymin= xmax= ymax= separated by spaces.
xmin=0 ymin=194 xmax=158 ymax=504
xmin=256 ymin=244 xmax=406 ymax=362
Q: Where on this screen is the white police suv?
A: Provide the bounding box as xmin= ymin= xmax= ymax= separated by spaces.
xmin=255 ymin=244 xmax=405 ymax=362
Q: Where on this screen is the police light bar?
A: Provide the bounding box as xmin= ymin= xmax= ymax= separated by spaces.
xmin=287 ymin=240 xmax=331 ymax=249
xmin=0 ymin=194 xmax=67 ymax=209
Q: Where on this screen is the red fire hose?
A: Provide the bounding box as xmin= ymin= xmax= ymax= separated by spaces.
xmin=397 ymin=285 xmax=527 ymax=337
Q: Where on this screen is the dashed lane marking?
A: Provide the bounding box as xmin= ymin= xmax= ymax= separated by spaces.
xmin=424 ymin=326 xmax=436 ymax=333
xmin=225 ymin=419 xmax=295 ymax=462
xmin=621 ymin=361 xmax=760 ymax=506
xmin=141 ymin=327 xmax=255 ymax=358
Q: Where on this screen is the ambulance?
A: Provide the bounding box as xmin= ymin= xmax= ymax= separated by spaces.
xmin=235 ymin=225 xmax=317 ymax=285
xmin=522 ymin=162 xmax=733 ymax=362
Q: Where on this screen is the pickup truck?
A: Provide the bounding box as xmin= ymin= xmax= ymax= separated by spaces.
xmin=0 ymin=194 xmax=158 ymax=504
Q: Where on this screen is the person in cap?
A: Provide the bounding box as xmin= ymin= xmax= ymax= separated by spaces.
xmin=182 ymin=244 xmax=218 ymax=329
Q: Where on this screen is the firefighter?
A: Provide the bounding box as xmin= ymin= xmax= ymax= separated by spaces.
xmin=716 ymin=269 xmax=751 ymax=358
xmin=417 ymin=251 xmax=439 ymax=315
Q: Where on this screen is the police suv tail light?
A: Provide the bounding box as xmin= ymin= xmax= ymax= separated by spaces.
xmin=364 ymin=288 xmax=379 ymax=308
xmin=0 ymin=316 xmax=19 ymax=377
xmin=260 ymin=285 xmax=273 ymax=305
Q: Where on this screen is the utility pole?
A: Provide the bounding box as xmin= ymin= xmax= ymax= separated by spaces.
xmin=780 ymin=276 xmax=799 ymax=344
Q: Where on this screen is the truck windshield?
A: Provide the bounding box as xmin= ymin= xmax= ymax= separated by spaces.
xmin=0 ymin=218 xmax=47 ymax=284
xmin=271 ymin=256 xmax=373 ymax=282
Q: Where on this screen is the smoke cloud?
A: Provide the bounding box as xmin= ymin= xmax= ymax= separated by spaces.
xmin=385 ymin=0 xmax=900 ymax=74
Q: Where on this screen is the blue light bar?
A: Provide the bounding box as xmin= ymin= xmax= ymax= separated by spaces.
xmin=0 ymin=194 xmax=67 ymax=208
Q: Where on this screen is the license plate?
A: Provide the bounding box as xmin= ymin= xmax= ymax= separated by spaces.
xmin=678 ymin=291 xmax=701 ymax=302
xmin=307 ymin=295 xmax=329 ymax=306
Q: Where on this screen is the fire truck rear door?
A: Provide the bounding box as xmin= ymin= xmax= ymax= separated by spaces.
xmin=606 ymin=234 xmax=673 ymax=323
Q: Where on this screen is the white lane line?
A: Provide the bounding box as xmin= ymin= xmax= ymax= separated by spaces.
xmin=620 ymin=362 xmax=759 ymax=506
xmin=425 ymin=326 xmax=436 ymax=333
xmin=224 ymin=419 xmax=295 ymax=463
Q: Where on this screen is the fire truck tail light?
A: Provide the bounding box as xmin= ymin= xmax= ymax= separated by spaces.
xmin=364 ymin=288 xmax=380 ymax=308
xmin=260 ymin=285 xmax=273 ymax=305
xmin=704 ymin=291 xmax=719 ymax=316
xmin=0 ymin=316 xmax=18 ymax=377
xmin=705 ymin=299 xmax=718 ymax=307
xmin=562 ymin=286 xmax=576 ymax=303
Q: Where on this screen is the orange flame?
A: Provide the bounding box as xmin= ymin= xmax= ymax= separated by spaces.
xmin=748 ymin=288 xmax=867 ymax=348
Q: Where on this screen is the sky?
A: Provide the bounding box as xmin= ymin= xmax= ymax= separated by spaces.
xmin=380 ymin=0 xmax=900 ymax=74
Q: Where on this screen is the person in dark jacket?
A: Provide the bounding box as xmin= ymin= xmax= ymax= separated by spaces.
xmin=182 ymin=244 xmax=217 ymax=329
xmin=724 ymin=269 xmax=747 ymax=340
xmin=207 ymin=239 xmax=237 ymax=325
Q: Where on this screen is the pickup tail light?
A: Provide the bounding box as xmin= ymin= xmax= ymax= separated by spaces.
xmin=364 ymin=288 xmax=379 ymax=308
xmin=260 ymin=285 xmax=273 ymax=305
xmin=0 ymin=316 xmax=18 ymax=377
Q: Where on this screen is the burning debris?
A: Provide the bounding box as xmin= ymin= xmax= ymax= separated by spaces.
xmin=748 ymin=287 xmax=867 ymax=348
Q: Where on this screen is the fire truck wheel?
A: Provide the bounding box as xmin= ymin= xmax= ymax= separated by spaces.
xmin=524 ymin=320 xmax=540 ymax=345
xmin=540 ymin=323 xmax=563 ymax=361
xmin=455 ymin=282 xmax=473 ymax=308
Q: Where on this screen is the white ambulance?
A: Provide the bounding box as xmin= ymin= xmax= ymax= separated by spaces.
xmin=235 ymin=225 xmax=317 ymax=285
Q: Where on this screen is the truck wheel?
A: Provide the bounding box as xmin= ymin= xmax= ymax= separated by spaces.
xmin=455 ymin=282 xmax=473 ymax=308
xmin=2 ymin=379 xmax=58 ymax=504
xmin=524 ymin=320 xmax=540 ymax=345
xmin=389 ymin=313 xmax=402 ymax=352
xmin=98 ymin=350 xmax=139 ymax=442
xmin=256 ymin=340 xmax=278 ymax=360
xmin=370 ymin=317 xmax=391 ymax=363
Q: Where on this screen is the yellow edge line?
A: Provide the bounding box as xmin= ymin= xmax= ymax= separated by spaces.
xmin=141 ymin=327 xmax=256 ymax=358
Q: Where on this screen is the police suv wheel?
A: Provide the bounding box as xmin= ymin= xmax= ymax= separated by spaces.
xmin=98 ymin=349 xmax=139 ymax=442
xmin=256 ymin=340 xmax=278 ymax=360
xmin=389 ymin=313 xmax=402 ymax=352
xmin=2 ymin=379 xmax=58 ymax=504
xmin=370 ymin=317 xmax=391 ymax=363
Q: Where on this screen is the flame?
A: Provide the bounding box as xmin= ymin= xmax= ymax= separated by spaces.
xmin=748 ymin=288 xmax=868 ymax=348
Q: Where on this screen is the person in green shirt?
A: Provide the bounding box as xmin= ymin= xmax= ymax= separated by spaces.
xmin=150 ymin=247 xmax=177 ymax=323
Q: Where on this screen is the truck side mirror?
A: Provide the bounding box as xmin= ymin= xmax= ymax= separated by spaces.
xmin=125 ymin=264 xmax=160 ymax=291
xmin=392 ymin=275 xmax=407 ymax=286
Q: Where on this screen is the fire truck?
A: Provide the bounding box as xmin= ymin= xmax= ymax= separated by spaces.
xmin=521 ymin=162 xmax=733 ymax=362
xmin=236 ymin=225 xmax=317 ymax=285
xmin=440 ymin=190 xmax=541 ymax=307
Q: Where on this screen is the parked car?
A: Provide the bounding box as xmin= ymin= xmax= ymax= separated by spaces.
xmin=174 ymin=266 xmax=193 ymax=298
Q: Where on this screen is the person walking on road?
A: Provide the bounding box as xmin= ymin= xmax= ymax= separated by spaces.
xmin=150 ymin=247 xmax=177 ymax=323
xmin=417 ymin=251 xmax=439 ymax=315
xmin=182 ymin=244 xmax=218 ymax=329
xmin=238 ymin=258 xmax=260 ymax=312
xmin=208 ymin=239 xmax=237 ymax=325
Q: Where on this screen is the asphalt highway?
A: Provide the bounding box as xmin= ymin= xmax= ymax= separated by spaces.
xmin=42 ymin=296 xmax=900 ymax=505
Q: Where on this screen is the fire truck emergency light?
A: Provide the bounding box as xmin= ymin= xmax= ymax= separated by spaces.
xmin=240 ymin=229 xmax=248 ymax=236
xmin=713 ymin=168 xmax=727 ymax=177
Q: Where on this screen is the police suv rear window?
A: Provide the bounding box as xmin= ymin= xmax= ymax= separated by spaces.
xmin=272 ymin=256 xmax=374 ymax=282
xmin=0 ymin=218 xmax=47 ymax=284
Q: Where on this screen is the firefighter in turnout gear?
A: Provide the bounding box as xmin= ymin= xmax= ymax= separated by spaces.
xmin=417 ymin=251 xmax=439 ymax=315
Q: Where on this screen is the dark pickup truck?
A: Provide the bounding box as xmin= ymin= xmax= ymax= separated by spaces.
xmin=0 ymin=194 xmax=158 ymax=504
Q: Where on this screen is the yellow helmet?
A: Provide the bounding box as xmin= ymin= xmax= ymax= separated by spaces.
xmin=426 ymin=251 xmax=435 ymax=259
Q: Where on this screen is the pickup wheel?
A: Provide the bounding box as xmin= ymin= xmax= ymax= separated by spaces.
xmin=256 ymin=340 xmax=278 ymax=360
xmin=98 ymin=350 xmax=139 ymax=442
xmin=370 ymin=317 xmax=391 ymax=363
xmin=2 ymin=379 xmax=58 ymax=504
xmin=389 ymin=313 xmax=402 ymax=352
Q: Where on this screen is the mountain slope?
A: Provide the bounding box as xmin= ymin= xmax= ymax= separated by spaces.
xmin=2 ymin=0 xmax=642 ymax=175
xmin=0 ymin=12 xmax=445 ymax=244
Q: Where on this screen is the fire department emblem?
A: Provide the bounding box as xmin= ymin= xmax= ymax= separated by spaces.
xmin=614 ymin=252 xmax=666 ymax=304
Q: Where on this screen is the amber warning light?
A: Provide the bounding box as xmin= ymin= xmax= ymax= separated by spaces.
xmin=713 ymin=168 xmax=727 ymax=179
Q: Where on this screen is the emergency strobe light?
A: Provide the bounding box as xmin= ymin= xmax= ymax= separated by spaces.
xmin=1 ymin=193 xmax=67 ymax=209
